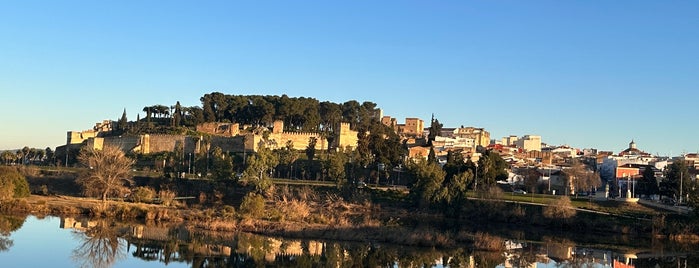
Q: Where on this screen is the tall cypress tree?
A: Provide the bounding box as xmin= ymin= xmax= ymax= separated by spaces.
xmin=117 ymin=109 xmax=128 ymax=132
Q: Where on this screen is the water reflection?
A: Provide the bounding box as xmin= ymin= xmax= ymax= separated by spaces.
xmin=0 ymin=214 xmax=27 ymax=252
xmin=32 ymin=216 xmax=699 ymax=267
xmin=70 ymin=219 xmax=127 ymax=268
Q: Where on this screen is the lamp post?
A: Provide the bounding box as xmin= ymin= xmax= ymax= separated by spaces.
xmin=679 ymin=171 xmax=684 ymax=205
xmin=626 ymin=174 xmax=631 ymax=198
xmin=188 ymin=153 xmax=192 ymax=174
xmin=548 ymin=167 xmax=551 ymax=194
xmin=474 ymin=162 xmax=478 ymax=191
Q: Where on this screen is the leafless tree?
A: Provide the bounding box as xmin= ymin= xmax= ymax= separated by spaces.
xmin=72 ymin=220 xmax=125 ymax=268
xmin=564 ymin=159 xmax=601 ymax=196
xmin=77 ymin=146 xmax=134 ymax=202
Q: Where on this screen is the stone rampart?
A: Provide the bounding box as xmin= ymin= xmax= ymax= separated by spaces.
xmin=146 ymin=134 xmax=197 ymax=154
xmin=210 ymin=136 xmax=244 ymax=152
xmin=103 ymin=136 xmax=140 ymax=152
xmin=196 ymin=122 xmax=240 ymax=137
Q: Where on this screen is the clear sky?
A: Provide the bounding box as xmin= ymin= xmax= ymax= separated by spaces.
xmin=1 ymin=1 xmax=697 ymax=156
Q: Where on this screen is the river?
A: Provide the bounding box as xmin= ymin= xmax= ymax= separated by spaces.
xmin=0 ymin=214 xmax=695 ymax=267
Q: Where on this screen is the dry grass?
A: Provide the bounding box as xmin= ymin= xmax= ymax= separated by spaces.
xmin=18 ymin=166 xmax=41 ymax=177
xmin=280 ymin=199 xmax=311 ymax=222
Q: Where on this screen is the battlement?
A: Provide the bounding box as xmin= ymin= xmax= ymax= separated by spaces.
xmin=281 ymin=131 xmax=321 ymax=137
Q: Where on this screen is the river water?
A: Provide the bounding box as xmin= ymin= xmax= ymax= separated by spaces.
xmin=0 ymin=214 xmax=695 ymax=267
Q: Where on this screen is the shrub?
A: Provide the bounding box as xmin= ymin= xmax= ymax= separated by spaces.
xmin=239 ymin=193 xmax=265 ymax=218
xmin=220 ymin=205 xmax=236 ymax=220
xmin=543 ymin=196 xmax=576 ymax=220
xmin=0 ymin=174 xmax=14 ymax=200
xmin=0 ymin=166 xmax=30 ymax=199
xmin=158 ymin=189 xmax=177 ymax=207
xmin=39 ymin=185 xmax=49 ymax=196
xmin=131 ymin=187 xmax=156 ymax=203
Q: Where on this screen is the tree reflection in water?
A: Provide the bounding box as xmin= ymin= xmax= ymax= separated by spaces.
xmin=0 ymin=214 xmax=27 ymax=252
xmin=51 ymin=216 xmax=699 ymax=268
xmin=71 ymin=220 xmax=126 ymax=268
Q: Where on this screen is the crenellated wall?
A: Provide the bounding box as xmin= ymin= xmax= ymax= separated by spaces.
xmin=335 ymin=122 xmax=358 ymax=150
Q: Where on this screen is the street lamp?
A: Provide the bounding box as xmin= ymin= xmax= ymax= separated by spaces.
xmin=474 ymin=162 xmax=478 ymax=190
xmin=188 ymin=153 xmax=192 ymax=174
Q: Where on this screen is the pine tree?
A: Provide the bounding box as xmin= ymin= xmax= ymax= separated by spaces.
xmin=117 ymin=109 xmax=128 ymax=132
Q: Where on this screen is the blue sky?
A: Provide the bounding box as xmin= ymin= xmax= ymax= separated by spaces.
xmin=1 ymin=1 xmax=697 ymax=155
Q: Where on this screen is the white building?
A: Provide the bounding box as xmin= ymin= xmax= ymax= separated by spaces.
xmin=515 ymin=135 xmax=542 ymax=152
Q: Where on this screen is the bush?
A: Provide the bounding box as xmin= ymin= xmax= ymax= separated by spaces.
xmin=239 ymin=193 xmax=265 ymax=218
xmin=158 ymin=189 xmax=177 ymax=207
xmin=0 ymin=167 xmax=30 ymax=199
xmin=131 ymin=187 xmax=156 ymax=203
xmin=220 ymin=205 xmax=236 ymax=220
xmin=543 ymin=196 xmax=576 ymax=220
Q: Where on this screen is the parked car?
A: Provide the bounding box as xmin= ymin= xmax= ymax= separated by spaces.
xmin=513 ymin=189 xmax=527 ymax=194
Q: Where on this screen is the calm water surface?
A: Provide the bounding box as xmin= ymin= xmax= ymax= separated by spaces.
xmin=0 ymin=214 xmax=696 ymax=267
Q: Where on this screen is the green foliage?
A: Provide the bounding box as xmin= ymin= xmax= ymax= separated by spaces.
xmin=198 ymin=93 xmax=380 ymax=132
xmin=305 ymin=137 xmax=317 ymax=161
xmin=370 ymin=124 xmax=405 ymax=167
xmin=661 ymin=161 xmax=690 ymax=200
xmin=239 ymin=193 xmax=265 ymax=218
xmin=242 ymin=146 xmax=279 ymax=193
xmin=637 ymin=166 xmax=660 ymax=197
xmin=0 ymin=167 xmax=30 ymax=199
xmin=275 ymin=141 xmax=298 ymax=179
xmin=407 ymin=159 xmax=447 ymax=208
xmin=210 ymin=147 xmax=234 ymax=180
xmin=325 ymin=150 xmax=348 ymax=187
xmin=427 ymin=114 xmax=443 ymax=145
xmin=477 ymin=150 xmax=509 ymax=187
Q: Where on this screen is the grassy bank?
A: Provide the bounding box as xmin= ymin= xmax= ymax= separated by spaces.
xmin=6 ymin=169 xmax=697 ymax=249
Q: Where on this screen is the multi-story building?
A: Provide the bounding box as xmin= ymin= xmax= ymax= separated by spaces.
xmin=515 ymin=135 xmax=542 ymax=152
xmin=381 ymin=116 xmax=425 ymax=137
xmin=501 ymin=135 xmax=518 ymax=146
xmin=453 ymin=127 xmax=490 ymax=148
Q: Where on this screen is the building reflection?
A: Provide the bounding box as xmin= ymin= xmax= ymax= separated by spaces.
xmin=59 ymin=217 xmax=694 ymax=268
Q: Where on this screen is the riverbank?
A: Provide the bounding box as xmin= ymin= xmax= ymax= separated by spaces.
xmin=3 ymin=192 xmax=696 ymax=252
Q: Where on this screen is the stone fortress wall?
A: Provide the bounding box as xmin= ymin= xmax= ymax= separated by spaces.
xmin=68 ymin=119 xmax=358 ymax=155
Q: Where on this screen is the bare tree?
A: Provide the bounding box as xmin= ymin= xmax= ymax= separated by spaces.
xmin=77 ymin=146 xmax=134 ymax=202
xmin=72 ymin=220 xmax=125 ymax=268
xmin=564 ymin=159 xmax=601 ymax=196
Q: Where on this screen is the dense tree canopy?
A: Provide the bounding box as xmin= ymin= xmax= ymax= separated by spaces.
xmin=198 ymin=93 xmax=380 ymax=132
xmin=661 ymin=161 xmax=691 ymax=202
xmin=475 ymin=150 xmax=509 ymax=189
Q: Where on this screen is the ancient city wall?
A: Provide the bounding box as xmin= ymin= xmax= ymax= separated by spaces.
xmin=210 ymin=136 xmax=244 ymax=152
xmin=146 ymin=134 xmax=196 ymax=154
xmin=196 ymin=122 xmax=240 ymax=137
xmin=102 ymin=136 xmax=140 ymax=152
